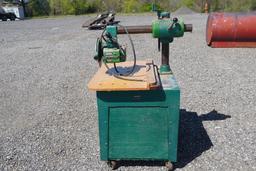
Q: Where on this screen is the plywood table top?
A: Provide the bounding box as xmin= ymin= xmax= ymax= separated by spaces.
xmin=88 ymin=60 xmax=160 ymax=91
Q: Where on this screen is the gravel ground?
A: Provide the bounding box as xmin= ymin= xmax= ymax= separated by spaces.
xmin=0 ymin=14 xmax=256 ymax=171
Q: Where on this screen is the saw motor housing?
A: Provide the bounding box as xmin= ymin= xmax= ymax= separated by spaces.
xmin=94 ymin=26 xmax=126 ymax=64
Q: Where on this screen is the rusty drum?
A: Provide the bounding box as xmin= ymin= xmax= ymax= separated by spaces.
xmin=206 ymin=12 xmax=256 ymax=48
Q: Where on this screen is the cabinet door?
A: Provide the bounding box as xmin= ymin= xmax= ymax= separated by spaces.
xmin=109 ymin=107 xmax=169 ymax=160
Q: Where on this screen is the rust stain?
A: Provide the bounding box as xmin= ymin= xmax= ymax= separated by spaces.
xmin=206 ymin=12 xmax=256 ymax=48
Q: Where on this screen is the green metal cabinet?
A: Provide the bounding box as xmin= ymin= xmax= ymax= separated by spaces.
xmin=96 ymin=74 xmax=180 ymax=163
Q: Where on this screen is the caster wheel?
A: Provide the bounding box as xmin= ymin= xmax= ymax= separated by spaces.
xmin=107 ymin=160 xmax=118 ymax=170
xmin=165 ymin=161 xmax=173 ymax=171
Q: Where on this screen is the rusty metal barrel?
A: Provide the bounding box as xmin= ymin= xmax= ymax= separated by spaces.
xmin=206 ymin=12 xmax=256 ymax=48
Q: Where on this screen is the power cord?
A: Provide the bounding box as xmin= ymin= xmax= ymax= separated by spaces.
xmin=100 ymin=24 xmax=145 ymax=82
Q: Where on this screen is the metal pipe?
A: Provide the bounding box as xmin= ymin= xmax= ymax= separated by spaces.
xmin=117 ymin=25 xmax=152 ymax=34
xmin=184 ymin=24 xmax=193 ymax=32
xmin=117 ymin=24 xmax=192 ymax=34
xmin=206 ymin=12 xmax=256 ymax=48
xmin=162 ymin=43 xmax=169 ymax=66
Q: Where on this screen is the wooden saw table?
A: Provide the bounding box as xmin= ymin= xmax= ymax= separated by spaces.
xmin=88 ymin=60 xmax=160 ymax=91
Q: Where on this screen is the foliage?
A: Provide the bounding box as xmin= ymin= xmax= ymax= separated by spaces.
xmin=123 ymin=0 xmax=140 ymax=13
xmin=212 ymin=0 xmax=220 ymax=11
xmin=101 ymin=0 xmax=123 ymax=12
xmin=182 ymin=0 xmax=194 ymax=8
xmin=140 ymin=3 xmax=153 ymax=12
xmin=27 ymin=0 xmax=50 ymax=16
xmin=251 ymin=0 xmax=256 ymax=10
xmin=23 ymin=0 xmax=256 ymax=17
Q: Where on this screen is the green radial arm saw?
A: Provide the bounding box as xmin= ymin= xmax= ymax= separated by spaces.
xmin=94 ymin=9 xmax=192 ymax=73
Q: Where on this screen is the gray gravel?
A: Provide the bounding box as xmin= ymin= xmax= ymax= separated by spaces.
xmin=0 ymin=14 xmax=256 ymax=171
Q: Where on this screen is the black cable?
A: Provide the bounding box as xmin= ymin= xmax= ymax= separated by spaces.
xmin=100 ymin=24 xmax=144 ymax=82
xmin=113 ymin=24 xmax=137 ymax=77
xmin=104 ymin=62 xmax=144 ymax=82
xmin=114 ymin=63 xmax=119 ymax=73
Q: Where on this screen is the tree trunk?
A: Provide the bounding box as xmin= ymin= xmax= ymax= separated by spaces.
xmin=21 ymin=0 xmax=26 ymax=17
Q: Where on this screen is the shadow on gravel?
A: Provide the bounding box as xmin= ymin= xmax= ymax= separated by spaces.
xmin=175 ymin=109 xmax=231 ymax=169
xmin=117 ymin=109 xmax=231 ymax=170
